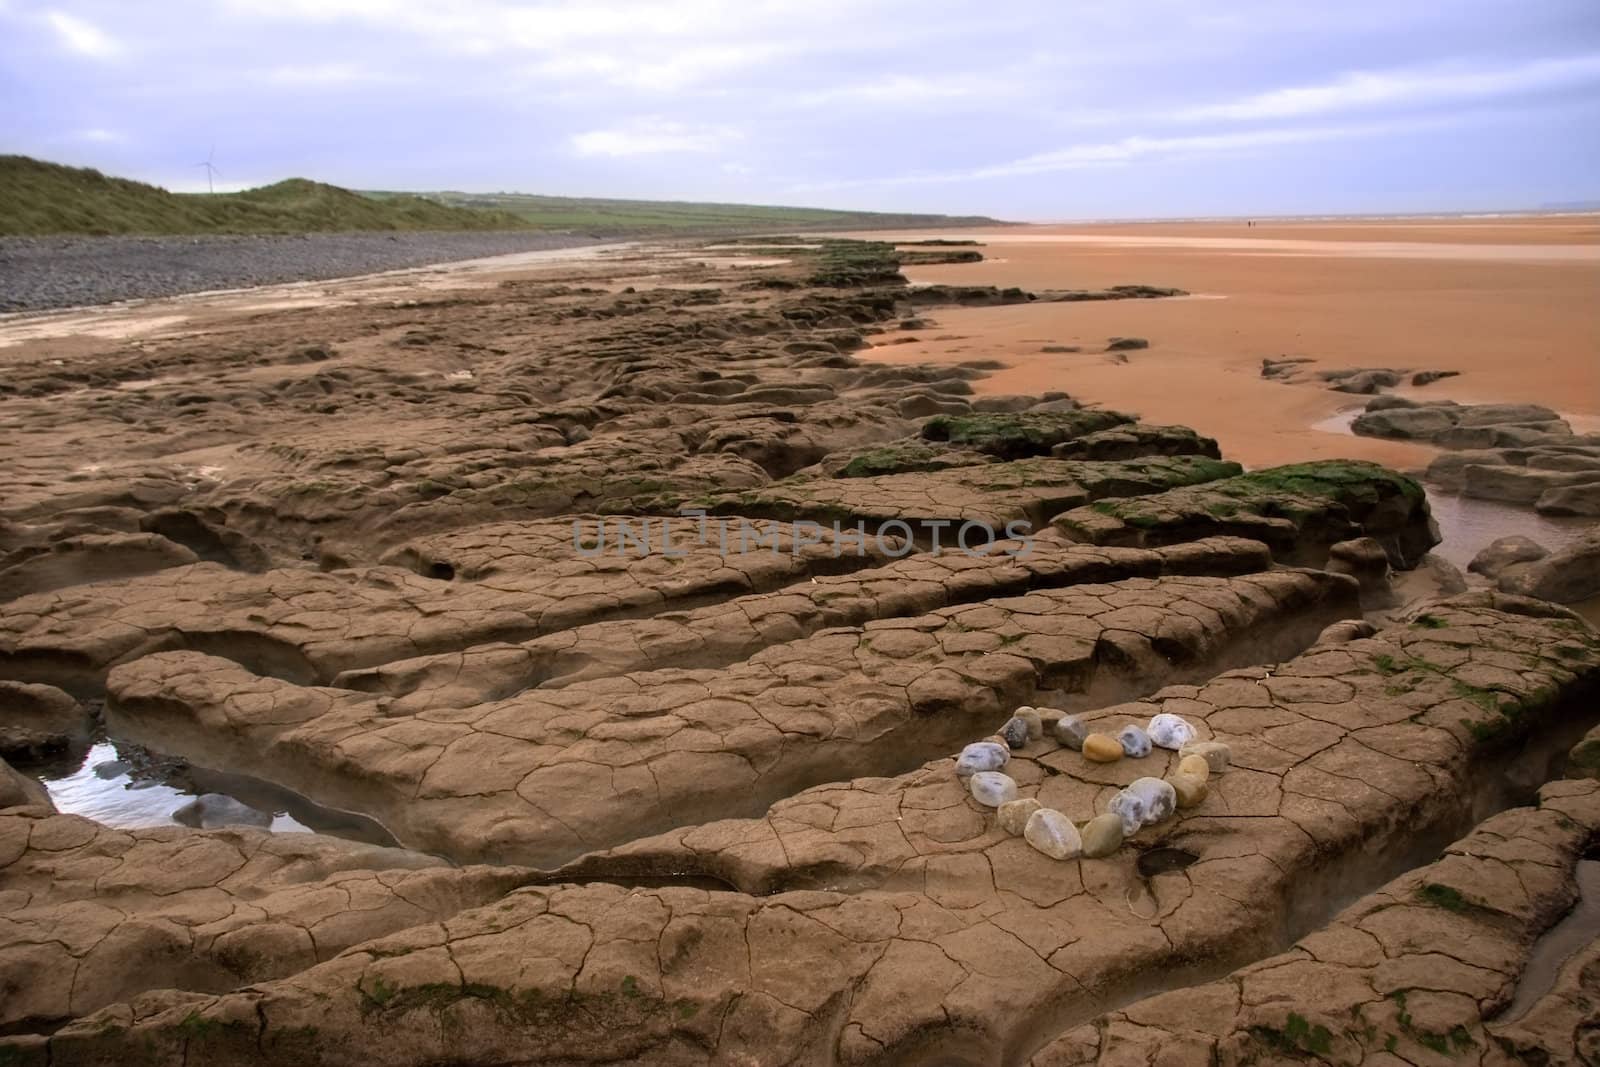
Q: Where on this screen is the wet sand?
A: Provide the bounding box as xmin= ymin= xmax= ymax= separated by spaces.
xmin=850 ymin=217 xmax=1600 ymax=470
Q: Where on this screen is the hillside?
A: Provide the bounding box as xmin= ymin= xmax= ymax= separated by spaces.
xmin=0 ymin=156 xmax=530 ymax=236
xmin=396 ymin=189 xmax=1001 ymax=234
xmin=1 ymin=156 xmax=1000 ymax=238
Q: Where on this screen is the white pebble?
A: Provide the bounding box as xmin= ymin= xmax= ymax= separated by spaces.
xmin=1118 ymin=725 xmax=1152 ymax=758
xmin=1126 ymin=777 xmax=1177 ymax=825
xmin=1109 ymin=777 xmax=1178 ymax=834
xmin=955 ymin=741 xmax=1009 ymax=777
xmin=1147 ymin=713 xmax=1197 ymax=751
xmin=1108 ymin=789 xmax=1147 ymax=835
xmin=969 ymin=771 xmax=1019 ymax=807
xmin=1023 ymin=808 xmax=1082 ymax=860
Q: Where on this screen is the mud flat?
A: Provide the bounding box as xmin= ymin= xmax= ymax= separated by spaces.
xmin=847 ymin=217 xmax=1600 ymax=469
xmin=1 ymin=234 xmax=1598 ymax=1064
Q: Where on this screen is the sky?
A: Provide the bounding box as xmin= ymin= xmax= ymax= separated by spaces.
xmin=3 ymin=0 xmax=1599 ymax=219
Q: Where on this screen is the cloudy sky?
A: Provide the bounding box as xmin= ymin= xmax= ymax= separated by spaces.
xmin=4 ymin=0 xmax=1598 ymax=218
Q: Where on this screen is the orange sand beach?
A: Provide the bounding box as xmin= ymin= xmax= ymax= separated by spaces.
xmin=849 ymin=216 xmax=1600 ymax=470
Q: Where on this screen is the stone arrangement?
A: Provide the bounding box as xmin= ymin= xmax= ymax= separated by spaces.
xmin=956 ymin=709 xmax=1232 ymax=860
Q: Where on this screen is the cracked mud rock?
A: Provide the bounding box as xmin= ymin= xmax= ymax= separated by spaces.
xmin=1 ymin=238 xmax=1597 ymax=1065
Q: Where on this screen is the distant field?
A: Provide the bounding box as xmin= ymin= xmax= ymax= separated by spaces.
xmin=2 ymin=155 xmax=998 ymax=238
xmin=368 ymin=190 xmax=999 ymax=235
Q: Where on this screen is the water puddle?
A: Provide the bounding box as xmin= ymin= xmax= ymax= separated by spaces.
xmin=1499 ymin=858 xmax=1600 ymax=1022
xmin=35 ymin=737 xmax=395 ymax=845
xmin=1311 ymin=408 xmax=1360 ymax=435
xmin=1424 ymin=490 xmax=1596 ymax=571
xmin=39 ymin=741 xmax=308 ymax=832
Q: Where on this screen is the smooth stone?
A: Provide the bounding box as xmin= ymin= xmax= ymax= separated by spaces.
xmin=0 ymin=757 xmax=53 ymax=811
xmin=1146 ymin=713 xmax=1196 ymax=751
xmin=1127 ymin=777 xmax=1178 ymax=825
xmin=955 ymin=741 xmax=1009 ymax=777
xmin=1107 ymin=789 xmax=1147 ymax=835
xmin=999 ymin=716 xmax=1030 ymax=750
xmin=1468 ymin=535 xmax=1548 ymax=578
xmin=1055 ymin=714 xmax=1089 ymax=750
xmin=1080 ymin=812 xmax=1125 ymax=858
xmin=1023 ymin=808 xmax=1082 ymax=860
xmin=969 ymin=771 xmax=1019 ymax=808
xmin=1176 ymin=754 xmax=1211 ymax=783
xmin=1082 ymin=733 xmax=1123 ymax=763
xmin=1014 ymin=707 xmax=1044 ymax=741
xmin=171 ymin=793 xmax=274 ymax=830
xmin=1169 ymin=772 xmax=1208 ymax=809
xmin=1179 ymin=741 xmax=1232 ymax=775
xmin=1118 ymin=725 xmax=1153 ymax=758
xmin=997 ymin=797 xmax=1042 ymax=835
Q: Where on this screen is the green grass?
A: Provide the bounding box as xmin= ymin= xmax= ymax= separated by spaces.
xmin=1249 ymin=1012 xmax=1334 ymax=1057
xmin=1418 ymin=883 xmax=1470 ymax=911
xmin=402 ymin=189 xmax=999 ymax=236
xmin=2 ymin=154 xmax=1000 ymax=237
xmin=1086 ymin=459 xmax=1426 ymax=527
xmin=0 ymin=155 xmax=530 ymax=235
xmin=921 ymin=410 xmax=1135 ymax=458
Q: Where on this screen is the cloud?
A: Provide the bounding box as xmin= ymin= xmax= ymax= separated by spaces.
xmin=11 ymin=0 xmax=1599 ymax=217
xmin=44 ymin=10 xmax=120 ymax=58
xmin=1178 ymin=53 xmax=1600 ymax=122
xmin=527 ymin=41 xmax=792 ymax=92
xmin=221 ymin=0 xmax=879 ymax=91
xmin=263 ymin=62 xmax=393 ymax=86
xmin=794 ymin=73 xmax=1019 ymax=108
xmin=794 ymin=116 xmax=1462 ymax=190
xmin=73 ymin=128 xmax=127 ymax=143
xmin=571 ymin=120 xmax=739 ymax=158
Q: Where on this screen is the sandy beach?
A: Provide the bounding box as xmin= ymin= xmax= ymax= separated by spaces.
xmin=851 ymin=216 xmax=1600 ymax=469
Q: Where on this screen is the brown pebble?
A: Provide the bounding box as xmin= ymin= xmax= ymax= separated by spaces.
xmin=997 ymin=797 xmax=1042 ymax=836
xmin=1082 ymin=733 xmax=1123 ymax=763
xmin=1169 ymin=772 xmax=1208 ymax=809
xmin=1080 ymin=812 xmax=1124 ymax=858
xmin=1180 ymin=741 xmax=1232 ymax=774
xmin=1176 ymin=754 xmax=1211 ymax=783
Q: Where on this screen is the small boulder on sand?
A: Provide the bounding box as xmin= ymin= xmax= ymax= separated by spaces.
xmin=1496 ymin=527 xmax=1600 ymax=604
xmin=1468 ymin=535 xmax=1548 ymax=579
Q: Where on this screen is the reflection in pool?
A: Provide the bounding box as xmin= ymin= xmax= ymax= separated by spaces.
xmin=35 ymin=736 xmax=398 ymax=846
xmin=42 ymin=740 xmax=313 ymax=833
xmin=1424 ymin=488 xmax=1596 ymax=571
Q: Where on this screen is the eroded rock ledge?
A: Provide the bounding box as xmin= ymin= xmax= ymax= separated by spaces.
xmin=7 ymin=593 xmax=1593 ymax=1066
xmin=1 ymin=239 xmax=1592 ymax=1066
xmin=1032 ymin=778 xmax=1600 ymax=1065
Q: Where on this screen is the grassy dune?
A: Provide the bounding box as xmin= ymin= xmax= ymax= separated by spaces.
xmin=2 ymin=155 xmax=999 ymax=238
xmin=400 ymin=189 xmax=1000 ymax=234
xmin=0 ymin=156 xmax=531 ymax=236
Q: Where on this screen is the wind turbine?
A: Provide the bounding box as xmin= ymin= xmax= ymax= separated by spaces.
xmin=195 ymin=145 xmax=221 ymax=194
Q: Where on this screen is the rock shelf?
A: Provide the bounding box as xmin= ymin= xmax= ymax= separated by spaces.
xmin=1 ymin=238 xmax=1596 ymax=1064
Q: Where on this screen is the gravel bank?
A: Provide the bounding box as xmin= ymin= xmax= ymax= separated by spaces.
xmin=0 ymin=231 xmax=608 ymax=313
